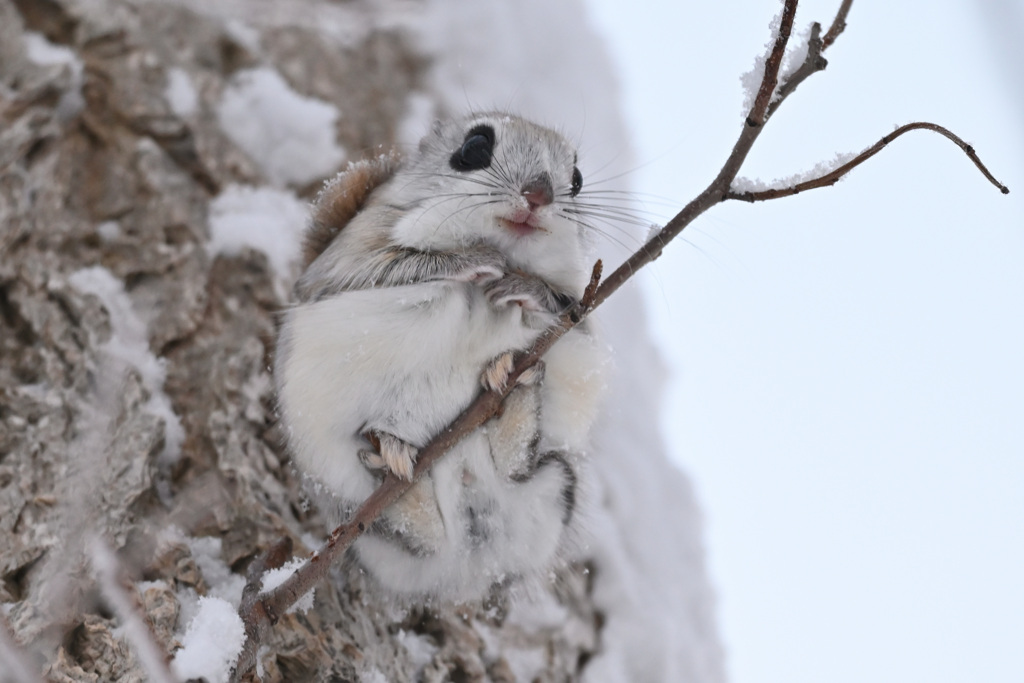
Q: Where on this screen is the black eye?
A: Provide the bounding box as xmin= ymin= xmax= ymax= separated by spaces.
xmin=570 ymin=166 xmax=583 ymax=197
xmin=449 ymin=124 xmax=495 ymax=172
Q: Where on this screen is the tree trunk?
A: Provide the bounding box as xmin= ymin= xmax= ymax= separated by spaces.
xmin=0 ymin=1 xmax=723 ymax=681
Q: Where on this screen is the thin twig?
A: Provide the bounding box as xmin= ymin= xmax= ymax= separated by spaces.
xmin=239 ymin=537 xmax=294 ymax=618
xmin=232 ymin=0 xmax=1007 ymax=676
xmin=726 ymin=122 xmax=1011 ymax=201
xmin=821 ymin=0 xmax=854 ymax=51
xmin=90 ymin=540 xmax=179 ymax=683
xmin=233 ymin=537 xmax=293 ymax=676
xmin=766 ymin=0 xmax=853 ymax=122
xmin=575 ymin=259 xmax=604 ymax=320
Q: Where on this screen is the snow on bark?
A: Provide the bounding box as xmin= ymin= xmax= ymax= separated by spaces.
xmin=68 ymin=266 xmax=184 ymax=465
xmin=164 ymin=68 xmax=199 ymax=118
xmin=207 ymin=184 xmax=309 ymax=297
xmin=216 ymin=67 xmax=347 ymax=188
xmin=171 ymin=597 xmax=246 ymax=683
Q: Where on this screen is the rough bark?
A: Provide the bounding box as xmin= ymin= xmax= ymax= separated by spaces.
xmin=0 ymin=1 xmax=603 ymax=680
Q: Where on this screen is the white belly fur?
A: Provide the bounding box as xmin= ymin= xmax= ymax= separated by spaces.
xmin=275 ymin=280 xmax=608 ymax=598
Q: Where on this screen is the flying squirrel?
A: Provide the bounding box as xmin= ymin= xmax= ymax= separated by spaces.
xmin=274 ymin=112 xmax=609 ymax=600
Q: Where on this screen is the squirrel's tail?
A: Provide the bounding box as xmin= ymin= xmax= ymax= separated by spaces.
xmin=303 ymin=149 xmax=403 ymax=267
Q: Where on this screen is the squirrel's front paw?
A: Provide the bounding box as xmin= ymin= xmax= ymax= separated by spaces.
xmin=360 ymin=429 xmax=418 ymax=481
xmin=451 ymin=246 xmax=507 ymax=284
xmin=481 ymin=353 xmax=545 ymax=392
xmin=481 ymin=352 xmax=515 ymax=392
xmin=484 ymin=273 xmax=547 ymax=311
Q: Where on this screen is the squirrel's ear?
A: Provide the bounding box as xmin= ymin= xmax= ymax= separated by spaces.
xmin=302 ymin=149 xmax=403 ymax=267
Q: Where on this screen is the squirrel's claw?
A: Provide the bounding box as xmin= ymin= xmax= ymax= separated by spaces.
xmin=362 ymin=429 xmax=418 ymax=481
xmin=481 ymin=354 xmax=544 ymax=392
xmin=481 ymin=351 xmax=515 ymax=392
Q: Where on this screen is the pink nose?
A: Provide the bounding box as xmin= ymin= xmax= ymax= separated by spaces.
xmin=521 ymin=173 xmax=554 ymax=208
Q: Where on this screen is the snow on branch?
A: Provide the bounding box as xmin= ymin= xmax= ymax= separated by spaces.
xmin=729 ymin=122 xmax=1011 ymax=200
xmin=765 ymin=0 xmax=852 ymax=121
xmin=229 ymin=0 xmax=1008 ymax=677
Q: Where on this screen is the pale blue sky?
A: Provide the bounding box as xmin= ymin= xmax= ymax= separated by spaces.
xmin=585 ymin=1 xmax=1024 ymax=682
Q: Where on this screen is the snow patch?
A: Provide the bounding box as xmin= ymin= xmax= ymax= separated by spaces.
xmin=23 ymin=31 xmax=83 ymax=120
xmin=216 ymin=67 xmax=346 ymax=186
xmin=96 ymin=220 xmax=122 ymax=242
xmin=68 ymin=267 xmax=184 ymax=464
xmin=24 ymin=31 xmax=80 ymax=70
xmin=395 ymin=629 xmax=438 ymax=671
xmin=165 ymin=67 xmax=199 ymax=117
xmin=186 ymin=536 xmax=246 ymax=608
xmin=778 ymin=22 xmax=813 ymax=86
xmin=362 ymin=669 xmax=388 ymax=683
xmin=171 ymin=597 xmax=246 ymax=683
xmin=208 ymin=184 xmax=309 ymax=296
xmin=255 ymin=645 xmax=270 ymax=679
xmin=260 ymin=559 xmax=315 ymax=614
xmin=136 ymin=579 xmax=169 ymax=594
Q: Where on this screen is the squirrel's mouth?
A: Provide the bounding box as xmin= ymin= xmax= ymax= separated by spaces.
xmin=499 ymin=218 xmax=539 ymax=236
xmin=499 ymin=209 xmax=546 ymax=237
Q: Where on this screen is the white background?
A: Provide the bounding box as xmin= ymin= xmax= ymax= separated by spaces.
xmin=584 ymin=1 xmax=1024 ymax=682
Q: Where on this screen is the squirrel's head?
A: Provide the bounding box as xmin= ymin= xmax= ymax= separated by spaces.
xmin=386 ymin=112 xmax=590 ymax=291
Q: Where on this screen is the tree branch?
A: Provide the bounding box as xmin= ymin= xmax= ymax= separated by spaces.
xmin=821 ymin=0 xmax=854 ymax=50
xmin=766 ymin=0 xmax=853 ymax=122
xmin=726 ymin=121 xmax=1011 ymax=202
xmin=765 ymin=22 xmax=826 ymax=122
xmin=750 ymin=0 xmax=798 ymax=126
xmin=231 ymin=0 xmax=1008 ymax=677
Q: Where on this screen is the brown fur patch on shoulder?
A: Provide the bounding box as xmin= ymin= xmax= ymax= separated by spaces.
xmin=302 ymin=149 xmax=403 ymax=267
